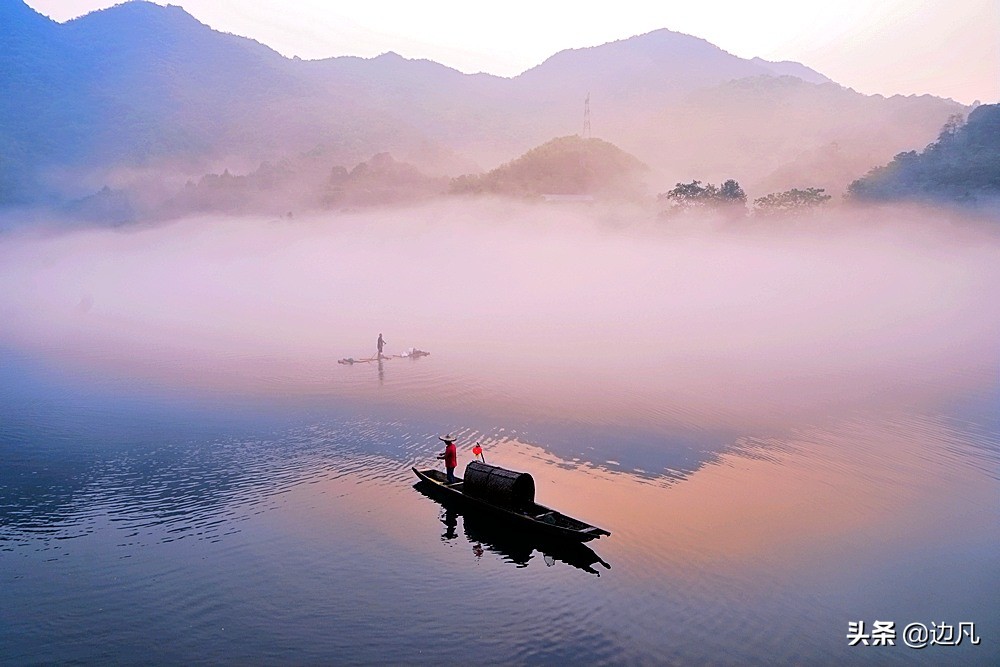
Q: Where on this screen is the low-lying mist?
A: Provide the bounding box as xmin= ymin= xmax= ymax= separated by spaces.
xmin=1 ymin=200 xmax=997 ymax=431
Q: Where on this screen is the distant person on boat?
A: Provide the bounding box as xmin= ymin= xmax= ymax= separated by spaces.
xmin=437 ymin=434 xmax=458 ymax=483
xmin=377 ymin=333 xmax=386 ymax=358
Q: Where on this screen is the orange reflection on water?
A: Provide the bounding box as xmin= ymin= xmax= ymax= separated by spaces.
xmin=467 ymin=414 xmax=995 ymax=579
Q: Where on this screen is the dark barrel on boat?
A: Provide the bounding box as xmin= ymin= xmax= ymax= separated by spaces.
xmin=463 ymin=461 xmax=535 ymax=509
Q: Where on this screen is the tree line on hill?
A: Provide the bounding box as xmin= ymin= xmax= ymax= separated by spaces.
xmin=659 ymin=105 xmax=1000 ymax=217
xmin=50 ymin=104 xmax=1000 ymax=225
xmin=658 ymin=180 xmax=831 ymax=217
xmin=847 ymin=103 xmax=999 ymax=205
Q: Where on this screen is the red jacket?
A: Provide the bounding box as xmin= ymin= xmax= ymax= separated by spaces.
xmin=444 ymin=443 xmax=457 ymax=468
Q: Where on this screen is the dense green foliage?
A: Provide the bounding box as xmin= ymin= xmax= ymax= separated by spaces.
xmin=847 ymin=104 xmax=1000 ymax=203
xmin=753 ymin=187 xmax=831 ymax=215
xmin=450 ymin=136 xmax=647 ymax=198
xmin=658 ymin=179 xmax=747 ymax=214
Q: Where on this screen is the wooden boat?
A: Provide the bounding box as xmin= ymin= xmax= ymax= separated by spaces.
xmin=412 ymin=462 xmax=611 ymax=542
xmin=413 ymin=482 xmax=612 ymax=574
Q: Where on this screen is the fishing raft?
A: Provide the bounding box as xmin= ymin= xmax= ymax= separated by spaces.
xmin=412 ymin=461 xmax=611 ymax=542
xmin=338 ymin=348 xmax=429 ymax=365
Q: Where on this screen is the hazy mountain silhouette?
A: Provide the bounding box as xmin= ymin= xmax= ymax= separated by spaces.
xmin=634 ymin=75 xmax=967 ymax=195
xmin=450 ymin=135 xmax=647 ymax=198
xmin=749 ymin=57 xmax=831 ymax=84
xmin=1 ymin=0 xmax=967 ymax=211
xmin=1 ymin=1 xmax=454 ymax=202
xmin=515 ymin=29 xmax=829 ymax=106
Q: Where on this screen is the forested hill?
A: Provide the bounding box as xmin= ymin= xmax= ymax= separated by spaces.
xmin=450 ymin=136 xmax=647 ymax=198
xmin=848 ymin=104 xmax=1000 ymax=204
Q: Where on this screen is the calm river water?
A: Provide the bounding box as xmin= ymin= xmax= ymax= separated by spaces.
xmin=1 ymin=208 xmax=998 ymax=665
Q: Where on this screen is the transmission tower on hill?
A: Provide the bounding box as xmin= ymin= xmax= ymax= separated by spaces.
xmin=583 ymin=92 xmax=591 ymax=138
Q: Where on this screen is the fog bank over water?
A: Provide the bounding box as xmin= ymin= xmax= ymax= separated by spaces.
xmin=1 ymin=201 xmax=998 ymax=430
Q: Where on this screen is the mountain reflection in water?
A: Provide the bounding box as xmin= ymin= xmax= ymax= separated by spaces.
xmin=415 ymin=482 xmax=612 ymax=576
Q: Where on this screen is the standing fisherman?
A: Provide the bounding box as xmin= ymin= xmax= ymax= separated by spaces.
xmin=377 ymin=333 xmax=387 ymax=358
xmin=437 ymin=435 xmax=458 ymax=484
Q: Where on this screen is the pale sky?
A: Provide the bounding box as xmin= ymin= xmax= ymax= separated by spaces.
xmin=24 ymin=0 xmax=1000 ymax=104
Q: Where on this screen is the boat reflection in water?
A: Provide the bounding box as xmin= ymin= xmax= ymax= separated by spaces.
xmin=414 ymin=482 xmax=612 ymax=576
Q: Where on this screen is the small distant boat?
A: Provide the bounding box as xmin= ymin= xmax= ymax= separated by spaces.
xmin=412 ymin=461 xmax=611 ymax=542
xmin=338 ymin=348 xmax=430 ymax=364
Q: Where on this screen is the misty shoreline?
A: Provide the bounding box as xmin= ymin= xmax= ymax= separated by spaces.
xmin=2 ymin=195 xmax=998 ymax=241
xmin=7 ymin=100 xmax=999 ymax=233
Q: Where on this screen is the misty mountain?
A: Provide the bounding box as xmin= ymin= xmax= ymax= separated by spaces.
xmin=847 ymin=104 xmax=1000 ymax=204
xmin=514 ymin=29 xmax=830 ymax=114
xmin=498 ymin=29 xmax=839 ymax=159
xmin=450 ymin=135 xmax=647 ymax=199
xmin=139 ymin=151 xmax=446 ymax=219
xmin=632 ymin=75 xmax=968 ymax=195
xmin=1 ymin=0 xmax=966 ymax=210
xmin=1 ymin=1 xmax=458 ymax=203
xmin=749 ymin=57 xmax=831 ymax=84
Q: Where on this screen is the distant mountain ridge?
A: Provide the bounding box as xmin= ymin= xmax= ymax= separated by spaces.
xmin=749 ymin=57 xmax=832 ymax=84
xmin=1 ymin=0 xmax=965 ymax=209
xmin=518 ymin=29 xmax=831 ymax=99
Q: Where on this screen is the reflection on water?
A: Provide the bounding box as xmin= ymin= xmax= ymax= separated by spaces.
xmin=0 ymin=354 xmax=996 ymax=664
xmin=1 ymin=208 xmax=998 ymax=664
xmin=414 ymin=482 xmax=612 ymax=576
xmin=442 ymin=505 xmax=458 ymax=540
